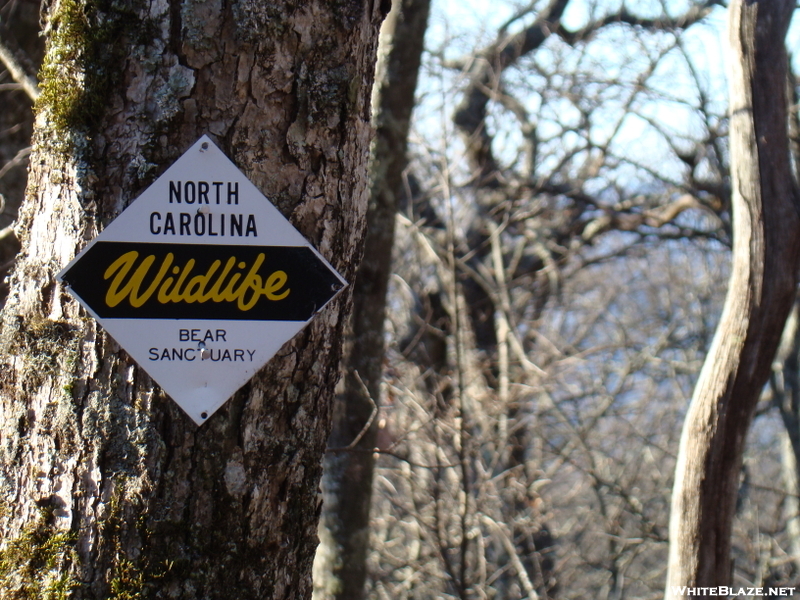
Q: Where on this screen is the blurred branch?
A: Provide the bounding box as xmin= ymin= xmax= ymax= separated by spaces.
xmin=498 ymin=0 xmax=539 ymax=37
xmin=555 ymin=1 xmax=725 ymax=45
xmin=342 ymin=371 xmax=378 ymax=450
xmin=326 ymin=446 xmax=460 ymax=470
xmin=0 ymin=31 xmax=39 ymax=102
xmin=0 ymin=146 xmax=32 ymax=182
xmin=481 ymin=515 xmax=540 ymax=599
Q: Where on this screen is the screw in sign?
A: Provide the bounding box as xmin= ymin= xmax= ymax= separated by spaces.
xmin=58 ymin=135 xmax=346 ymax=424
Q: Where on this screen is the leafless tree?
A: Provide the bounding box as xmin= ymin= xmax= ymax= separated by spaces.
xmin=314 ymin=1 xmax=431 ymax=599
xmin=363 ymin=1 xmax=792 ymax=598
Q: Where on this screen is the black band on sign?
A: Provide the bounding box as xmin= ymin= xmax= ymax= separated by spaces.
xmin=60 ymin=241 xmax=341 ymax=321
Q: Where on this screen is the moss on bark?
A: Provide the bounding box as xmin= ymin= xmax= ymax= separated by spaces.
xmin=0 ymin=507 xmax=77 ymax=600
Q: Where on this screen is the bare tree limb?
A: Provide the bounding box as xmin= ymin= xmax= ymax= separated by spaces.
xmin=0 ymin=33 xmax=39 ymax=102
xmin=0 ymin=146 xmax=32 ymax=183
xmin=555 ymin=1 xmax=725 ymax=45
xmin=481 ymin=515 xmax=540 ymax=600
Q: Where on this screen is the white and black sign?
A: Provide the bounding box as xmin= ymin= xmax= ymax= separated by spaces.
xmin=58 ymin=135 xmax=346 ymax=424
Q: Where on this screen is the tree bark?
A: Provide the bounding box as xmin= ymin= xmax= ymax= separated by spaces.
xmin=666 ymin=1 xmax=800 ymax=595
xmin=313 ymin=0 xmax=429 ymax=598
xmin=0 ymin=0 xmax=383 ymax=598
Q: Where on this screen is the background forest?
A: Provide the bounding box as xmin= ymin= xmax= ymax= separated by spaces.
xmin=1 ymin=0 xmax=799 ymax=599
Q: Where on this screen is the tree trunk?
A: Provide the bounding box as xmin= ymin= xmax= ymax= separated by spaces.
xmin=0 ymin=0 xmax=383 ymax=598
xmin=313 ymin=0 xmax=429 ymax=598
xmin=666 ymin=1 xmax=800 ymax=596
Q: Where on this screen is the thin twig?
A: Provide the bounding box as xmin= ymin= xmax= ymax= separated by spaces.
xmin=344 ymin=370 xmax=378 ymax=450
xmin=0 ymin=146 xmax=31 ymax=182
xmin=325 ymin=446 xmax=459 ymax=470
xmin=0 ymin=224 xmax=15 ymax=242
xmin=0 ymin=36 xmax=39 ymax=102
xmin=481 ymin=515 xmax=539 ymax=600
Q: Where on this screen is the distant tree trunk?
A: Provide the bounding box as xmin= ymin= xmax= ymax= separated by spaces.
xmin=0 ymin=1 xmax=382 ymax=598
xmin=313 ymin=0 xmax=429 ymax=598
xmin=666 ymin=0 xmax=800 ymax=595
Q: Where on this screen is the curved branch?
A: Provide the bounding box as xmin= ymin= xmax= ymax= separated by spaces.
xmin=0 ymin=33 xmax=39 ymax=102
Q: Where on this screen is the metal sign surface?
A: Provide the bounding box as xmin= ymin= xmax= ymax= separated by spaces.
xmin=58 ymin=135 xmax=346 ymax=424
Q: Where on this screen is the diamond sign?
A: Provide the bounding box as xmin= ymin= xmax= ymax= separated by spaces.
xmin=58 ymin=135 xmax=346 ymax=425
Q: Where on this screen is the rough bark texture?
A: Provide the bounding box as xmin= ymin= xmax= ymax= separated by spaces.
xmin=0 ymin=0 xmax=383 ymax=598
xmin=313 ymin=0 xmax=429 ymax=598
xmin=666 ymin=1 xmax=800 ymax=596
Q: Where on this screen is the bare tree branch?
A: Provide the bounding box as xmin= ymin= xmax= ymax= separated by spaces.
xmin=555 ymin=1 xmax=725 ymax=45
xmin=0 ymin=224 xmax=13 ymax=242
xmin=0 ymin=146 xmax=31 ymax=183
xmin=0 ymin=31 xmax=39 ymax=102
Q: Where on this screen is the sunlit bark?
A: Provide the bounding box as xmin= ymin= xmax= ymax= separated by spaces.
xmin=0 ymin=0 xmax=382 ymax=597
